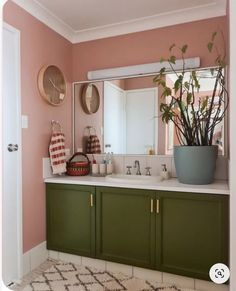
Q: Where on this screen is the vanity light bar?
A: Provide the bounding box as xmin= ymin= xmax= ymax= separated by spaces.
xmin=87 ymin=57 xmax=200 ymax=80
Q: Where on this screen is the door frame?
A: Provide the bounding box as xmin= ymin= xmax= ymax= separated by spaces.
xmin=104 ymin=81 xmax=126 ymax=153
xmin=3 ymin=22 xmax=23 ymax=283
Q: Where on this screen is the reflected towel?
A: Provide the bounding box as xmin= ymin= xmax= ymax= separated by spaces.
xmin=86 ymin=135 xmax=101 ymax=154
xmin=49 ymin=132 xmax=67 ymax=174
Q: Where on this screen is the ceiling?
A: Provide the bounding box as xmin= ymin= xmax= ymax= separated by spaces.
xmin=12 ymin=0 xmax=226 ymax=43
xmin=34 ymin=0 xmax=222 ymax=31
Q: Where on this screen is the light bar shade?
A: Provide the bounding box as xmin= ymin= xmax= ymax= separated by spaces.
xmin=87 ymin=57 xmax=200 ymax=80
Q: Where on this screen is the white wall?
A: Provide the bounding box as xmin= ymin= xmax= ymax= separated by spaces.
xmin=230 ymin=1 xmax=236 ymax=290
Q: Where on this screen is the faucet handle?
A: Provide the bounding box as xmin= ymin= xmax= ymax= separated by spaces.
xmin=145 ymin=167 xmax=151 ymax=176
xmin=161 ymin=164 xmax=167 ymax=171
xmin=126 ymin=166 xmax=132 ymax=175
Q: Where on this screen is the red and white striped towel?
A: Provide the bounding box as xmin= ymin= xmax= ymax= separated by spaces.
xmin=49 ymin=132 xmax=66 ymax=174
xmin=86 ymin=135 xmax=101 ymax=154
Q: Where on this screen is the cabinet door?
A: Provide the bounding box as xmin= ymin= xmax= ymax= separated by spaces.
xmin=96 ymin=187 xmax=155 ymax=268
xmin=46 ymin=184 xmax=96 ymax=257
xmin=156 ymin=192 xmax=228 ymax=280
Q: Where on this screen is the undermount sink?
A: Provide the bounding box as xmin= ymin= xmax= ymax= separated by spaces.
xmin=105 ymin=174 xmax=162 ymax=184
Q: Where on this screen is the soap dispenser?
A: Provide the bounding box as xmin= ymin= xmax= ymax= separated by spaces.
xmin=106 ymin=152 xmax=113 ymax=175
xmin=160 ymin=164 xmax=170 ymax=180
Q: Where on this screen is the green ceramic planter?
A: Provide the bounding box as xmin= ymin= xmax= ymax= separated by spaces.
xmin=174 ymin=145 xmax=218 ymax=185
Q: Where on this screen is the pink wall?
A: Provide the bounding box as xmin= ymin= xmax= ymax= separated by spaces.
xmin=3 ymin=0 xmax=228 ymax=254
xmin=72 ymin=16 xmax=228 ymax=81
xmin=110 ymin=79 xmax=125 ymax=90
xmin=124 ymin=76 xmax=155 ymax=90
xmin=3 ymin=1 xmax=73 ymax=252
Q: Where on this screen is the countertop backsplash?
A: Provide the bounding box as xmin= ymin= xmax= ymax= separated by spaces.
xmin=43 ymin=154 xmax=228 ymax=181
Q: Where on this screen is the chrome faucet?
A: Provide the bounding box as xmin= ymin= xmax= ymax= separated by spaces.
xmin=134 ymin=160 xmax=141 ymax=175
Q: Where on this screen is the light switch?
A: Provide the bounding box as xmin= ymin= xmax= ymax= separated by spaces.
xmin=21 ymin=115 xmax=28 ymax=129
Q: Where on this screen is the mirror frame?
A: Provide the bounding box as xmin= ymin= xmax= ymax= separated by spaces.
xmin=72 ymin=67 xmax=228 ymax=157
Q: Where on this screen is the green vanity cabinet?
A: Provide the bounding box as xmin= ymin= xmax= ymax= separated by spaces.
xmin=46 ymin=183 xmax=96 ymax=257
xmin=96 ymin=187 xmax=156 ymax=268
xmin=156 ymin=191 xmax=229 ymax=280
xmin=46 ymin=183 xmax=228 ymax=281
xmin=95 ymin=187 xmax=228 ymax=279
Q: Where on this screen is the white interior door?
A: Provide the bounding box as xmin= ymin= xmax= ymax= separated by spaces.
xmin=104 ymin=81 xmax=125 ymax=154
xmin=125 ymin=88 xmax=157 ymax=154
xmin=2 ymin=23 xmax=22 ymax=286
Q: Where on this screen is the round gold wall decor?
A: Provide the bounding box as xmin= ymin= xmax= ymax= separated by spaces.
xmin=38 ymin=65 xmax=66 ymax=106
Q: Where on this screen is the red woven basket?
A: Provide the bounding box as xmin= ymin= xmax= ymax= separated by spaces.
xmin=66 ymin=152 xmax=90 ymax=176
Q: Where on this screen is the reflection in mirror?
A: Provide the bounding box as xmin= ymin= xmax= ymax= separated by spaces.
xmin=103 ymin=80 xmax=157 ymax=154
xmin=74 ymin=81 xmax=103 ymax=154
xmin=81 ymin=83 xmax=100 ymax=114
xmin=74 ymin=76 xmax=161 ymax=155
xmin=73 ymin=68 xmax=226 ymax=156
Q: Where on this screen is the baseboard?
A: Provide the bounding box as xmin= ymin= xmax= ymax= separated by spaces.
xmin=23 ymin=241 xmax=48 ymax=276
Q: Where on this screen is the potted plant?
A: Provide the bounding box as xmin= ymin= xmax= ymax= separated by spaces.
xmin=154 ymin=32 xmax=229 ymax=184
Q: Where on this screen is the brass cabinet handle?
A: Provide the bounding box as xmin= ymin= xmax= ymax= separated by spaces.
xmin=156 ymin=199 xmax=160 ymax=214
xmin=90 ymin=194 xmax=94 ymax=207
xmin=150 ymin=199 xmax=154 ymax=213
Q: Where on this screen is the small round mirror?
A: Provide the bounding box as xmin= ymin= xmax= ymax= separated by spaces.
xmin=81 ymin=84 xmax=100 ymax=114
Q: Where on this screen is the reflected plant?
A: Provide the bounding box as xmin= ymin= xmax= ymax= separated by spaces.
xmin=154 ymin=32 xmax=228 ymax=146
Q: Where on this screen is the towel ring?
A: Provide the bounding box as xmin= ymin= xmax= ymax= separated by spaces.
xmin=51 ymin=120 xmax=62 ymax=132
xmin=84 ymin=126 xmax=96 ymax=136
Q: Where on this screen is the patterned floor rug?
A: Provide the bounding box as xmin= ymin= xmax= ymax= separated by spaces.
xmin=13 ymin=260 xmax=196 ymax=291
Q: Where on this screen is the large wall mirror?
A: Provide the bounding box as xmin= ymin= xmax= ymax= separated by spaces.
xmin=73 ymin=68 xmax=227 ymax=156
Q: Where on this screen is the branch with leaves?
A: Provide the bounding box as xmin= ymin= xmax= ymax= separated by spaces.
xmin=154 ymin=31 xmax=229 ymax=146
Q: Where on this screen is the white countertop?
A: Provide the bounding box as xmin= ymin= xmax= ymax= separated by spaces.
xmin=44 ymin=175 xmax=229 ymax=195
